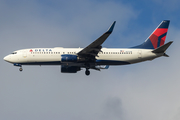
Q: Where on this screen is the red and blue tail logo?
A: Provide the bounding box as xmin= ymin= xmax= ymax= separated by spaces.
xmin=133 ymin=20 xmax=170 ymax=49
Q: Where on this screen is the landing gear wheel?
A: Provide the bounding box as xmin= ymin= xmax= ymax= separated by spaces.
xmin=19 ymin=67 xmax=23 ymax=72
xmin=85 ymin=69 xmax=90 ymax=76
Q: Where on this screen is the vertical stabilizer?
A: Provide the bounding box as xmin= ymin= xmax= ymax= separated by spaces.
xmin=132 ymin=20 xmax=170 ymax=49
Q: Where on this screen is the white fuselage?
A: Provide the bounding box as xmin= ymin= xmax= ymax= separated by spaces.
xmin=4 ymin=47 xmax=163 ymax=66
xmin=3 ymin=20 xmax=171 ymax=75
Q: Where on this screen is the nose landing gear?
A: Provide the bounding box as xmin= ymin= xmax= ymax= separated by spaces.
xmin=85 ymin=69 xmax=90 ymax=76
xmin=13 ymin=63 xmax=23 ymax=72
xmin=19 ymin=67 xmax=23 ymax=72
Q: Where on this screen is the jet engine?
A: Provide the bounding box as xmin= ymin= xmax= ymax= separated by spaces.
xmin=61 ymin=55 xmax=78 ymax=63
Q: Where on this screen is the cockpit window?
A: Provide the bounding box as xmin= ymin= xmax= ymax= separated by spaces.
xmin=11 ymin=52 xmax=17 ymax=54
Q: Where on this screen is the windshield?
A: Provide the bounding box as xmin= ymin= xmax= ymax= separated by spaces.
xmin=11 ymin=52 xmax=17 ymax=54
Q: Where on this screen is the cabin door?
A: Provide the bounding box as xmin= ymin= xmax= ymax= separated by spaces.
xmin=138 ymin=50 xmax=142 ymax=58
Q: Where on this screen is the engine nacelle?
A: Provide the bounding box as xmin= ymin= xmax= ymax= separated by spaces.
xmin=95 ymin=65 xmax=109 ymax=69
xmin=61 ymin=54 xmax=78 ymax=63
xmin=61 ymin=65 xmax=81 ymax=73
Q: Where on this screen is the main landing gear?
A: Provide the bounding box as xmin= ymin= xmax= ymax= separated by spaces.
xmin=84 ymin=63 xmax=90 ymax=76
xmin=85 ymin=69 xmax=90 ymax=76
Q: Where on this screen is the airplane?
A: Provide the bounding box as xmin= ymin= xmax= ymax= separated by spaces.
xmin=4 ymin=20 xmax=173 ymax=76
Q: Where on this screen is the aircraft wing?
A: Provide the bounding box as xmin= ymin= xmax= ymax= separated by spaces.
xmin=77 ymin=21 xmax=116 ymax=61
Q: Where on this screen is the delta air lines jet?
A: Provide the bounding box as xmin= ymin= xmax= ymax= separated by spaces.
xmin=4 ymin=20 xmax=173 ymax=75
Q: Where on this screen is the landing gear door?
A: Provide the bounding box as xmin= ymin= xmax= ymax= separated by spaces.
xmin=138 ymin=50 xmax=142 ymax=58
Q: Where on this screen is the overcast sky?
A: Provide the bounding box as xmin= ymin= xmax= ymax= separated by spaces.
xmin=1 ymin=0 xmax=180 ymax=120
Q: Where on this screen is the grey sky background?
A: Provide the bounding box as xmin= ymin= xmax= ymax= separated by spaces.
xmin=1 ymin=0 xmax=180 ymax=120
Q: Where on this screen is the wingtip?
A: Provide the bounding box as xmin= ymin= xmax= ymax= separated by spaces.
xmin=169 ymin=41 xmax=173 ymax=43
xmin=106 ymin=21 xmax=116 ymax=34
xmin=163 ymin=53 xmax=169 ymax=57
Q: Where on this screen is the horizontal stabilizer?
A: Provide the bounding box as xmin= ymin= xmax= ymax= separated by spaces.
xmin=152 ymin=41 xmax=173 ymax=53
xmin=163 ymin=53 xmax=169 ymax=57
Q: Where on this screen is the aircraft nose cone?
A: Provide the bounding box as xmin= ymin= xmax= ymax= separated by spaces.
xmin=3 ymin=55 xmax=11 ymax=62
xmin=4 ymin=56 xmax=8 ymax=61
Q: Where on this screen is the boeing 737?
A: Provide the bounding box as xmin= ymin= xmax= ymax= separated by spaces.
xmin=4 ymin=20 xmax=173 ymax=75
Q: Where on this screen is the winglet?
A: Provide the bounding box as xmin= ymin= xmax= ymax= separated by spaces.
xmin=106 ymin=21 xmax=116 ymax=34
xmin=78 ymin=21 xmax=116 ymax=57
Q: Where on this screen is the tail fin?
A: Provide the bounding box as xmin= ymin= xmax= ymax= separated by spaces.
xmin=133 ymin=20 xmax=170 ymax=49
